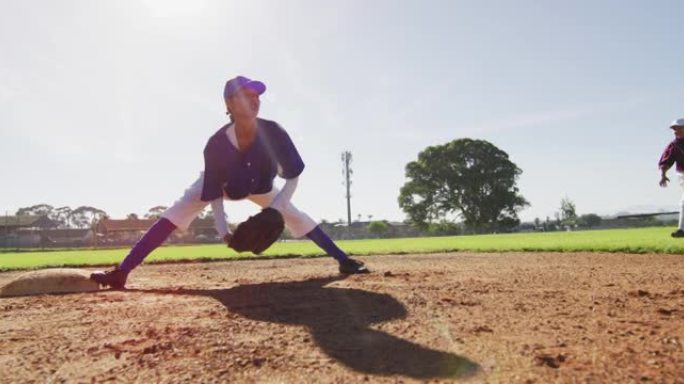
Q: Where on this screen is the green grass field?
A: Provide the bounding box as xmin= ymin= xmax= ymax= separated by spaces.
xmin=1 ymin=226 xmax=682 ymax=271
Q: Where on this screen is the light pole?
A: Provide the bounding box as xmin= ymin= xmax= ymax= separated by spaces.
xmin=341 ymin=151 xmax=353 ymax=226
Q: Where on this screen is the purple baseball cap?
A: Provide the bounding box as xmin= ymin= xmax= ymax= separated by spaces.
xmin=223 ymin=76 xmax=266 ymax=100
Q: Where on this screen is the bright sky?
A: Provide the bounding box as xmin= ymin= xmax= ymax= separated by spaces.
xmin=1 ymin=0 xmax=683 ymax=224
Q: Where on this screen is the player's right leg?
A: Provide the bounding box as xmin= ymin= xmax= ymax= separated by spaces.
xmin=248 ymin=189 xmax=369 ymax=274
xmin=91 ymin=174 xmax=210 ymax=288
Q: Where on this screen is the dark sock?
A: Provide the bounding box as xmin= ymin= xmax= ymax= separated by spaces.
xmin=119 ymin=218 xmax=177 ymax=273
xmin=306 ymin=226 xmax=349 ymax=262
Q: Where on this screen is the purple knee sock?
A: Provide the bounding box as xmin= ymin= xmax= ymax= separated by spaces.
xmin=119 ymin=218 xmax=177 ymax=273
xmin=306 ymin=226 xmax=349 ymax=262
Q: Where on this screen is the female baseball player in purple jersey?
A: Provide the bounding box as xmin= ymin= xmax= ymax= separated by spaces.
xmin=91 ymin=76 xmax=369 ymax=289
xmin=658 ymin=117 xmax=684 ymax=238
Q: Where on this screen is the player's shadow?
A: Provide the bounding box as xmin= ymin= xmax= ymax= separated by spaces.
xmin=137 ymin=276 xmax=480 ymax=380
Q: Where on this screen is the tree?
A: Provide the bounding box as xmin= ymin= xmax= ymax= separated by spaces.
xmin=145 ymin=206 xmax=167 ymax=219
xmin=577 ymin=213 xmax=602 ymax=228
xmin=427 ymin=220 xmax=461 ymax=236
xmin=398 ymin=138 xmax=529 ymax=232
xmin=69 ymin=206 xmax=107 ymax=229
xmin=51 ymin=206 xmax=73 ymax=228
xmin=16 ymin=204 xmax=54 ymax=217
xmin=367 ymin=221 xmax=390 ymax=238
xmin=126 ymin=213 xmax=139 ymax=220
xmin=559 ymin=197 xmax=577 ymax=227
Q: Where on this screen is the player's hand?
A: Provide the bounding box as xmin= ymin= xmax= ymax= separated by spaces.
xmin=659 ymin=176 xmax=670 ymax=187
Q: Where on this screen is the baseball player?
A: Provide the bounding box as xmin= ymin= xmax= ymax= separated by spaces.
xmin=91 ymin=76 xmax=369 ymax=289
xmin=658 ymin=117 xmax=684 ymax=237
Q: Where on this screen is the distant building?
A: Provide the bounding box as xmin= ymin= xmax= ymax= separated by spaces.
xmin=39 ymin=228 xmax=94 ymax=247
xmin=96 ymin=218 xmax=157 ymax=244
xmin=605 ymin=211 xmax=679 ymax=228
xmin=187 ymin=217 xmax=221 ymax=242
xmin=0 ymin=215 xmax=56 ymax=232
xmin=653 ymin=212 xmax=678 ymax=222
xmin=95 ymin=217 xmax=221 ymax=244
xmin=0 ymin=215 xmax=56 ymax=247
xmin=319 ymin=220 xmax=420 ymax=240
xmin=615 ymin=211 xmax=678 ymax=221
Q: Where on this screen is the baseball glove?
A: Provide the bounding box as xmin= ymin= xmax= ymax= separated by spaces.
xmin=229 ymin=207 xmax=285 ymax=254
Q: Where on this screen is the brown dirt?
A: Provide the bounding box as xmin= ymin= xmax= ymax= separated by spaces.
xmin=0 ymin=252 xmax=683 ymax=383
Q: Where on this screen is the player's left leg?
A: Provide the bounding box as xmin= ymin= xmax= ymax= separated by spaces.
xmin=92 ymin=174 xmax=211 ymax=288
xmin=91 ymin=218 xmax=178 ymax=289
xmin=248 ymin=190 xmax=369 ymax=274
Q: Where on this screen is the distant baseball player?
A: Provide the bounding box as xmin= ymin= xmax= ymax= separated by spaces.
xmin=91 ymin=76 xmax=369 ymax=289
xmin=658 ymin=117 xmax=684 ymax=238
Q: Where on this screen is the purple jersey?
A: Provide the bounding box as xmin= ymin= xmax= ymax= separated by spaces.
xmin=201 ymin=118 xmax=305 ymax=201
xmin=659 ymin=139 xmax=684 ymax=172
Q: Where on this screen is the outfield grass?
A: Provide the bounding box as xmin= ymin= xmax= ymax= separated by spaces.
xmin=0 ymin=226 xmax=682 ymax=271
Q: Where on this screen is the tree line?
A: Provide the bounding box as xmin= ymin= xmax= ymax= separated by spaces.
xmin=11 ymin=204 xmax=172 ymax=229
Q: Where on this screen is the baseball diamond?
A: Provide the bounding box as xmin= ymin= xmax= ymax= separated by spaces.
xmin=1 ymin=252 xmax=683 ymax=382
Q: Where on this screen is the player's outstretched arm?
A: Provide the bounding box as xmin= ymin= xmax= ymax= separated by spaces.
xmin=270 ymin=177 xmax=299 ymax=212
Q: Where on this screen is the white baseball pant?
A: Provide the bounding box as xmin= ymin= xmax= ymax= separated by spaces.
xmin=161 ymin=173 xmax=318 ymax=238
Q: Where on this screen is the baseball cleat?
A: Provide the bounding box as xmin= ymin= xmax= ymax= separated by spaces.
xmin=339 ymin=258 xmax=370 ymax=275
xmin=90 ymin=267 xmax=128 ymax=289
xmin=671 ymin=229 xmax=684 ymax=238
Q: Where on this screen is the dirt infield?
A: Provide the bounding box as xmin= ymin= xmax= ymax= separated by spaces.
xmin=1 ymin=252 xmax=683 ymax=383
